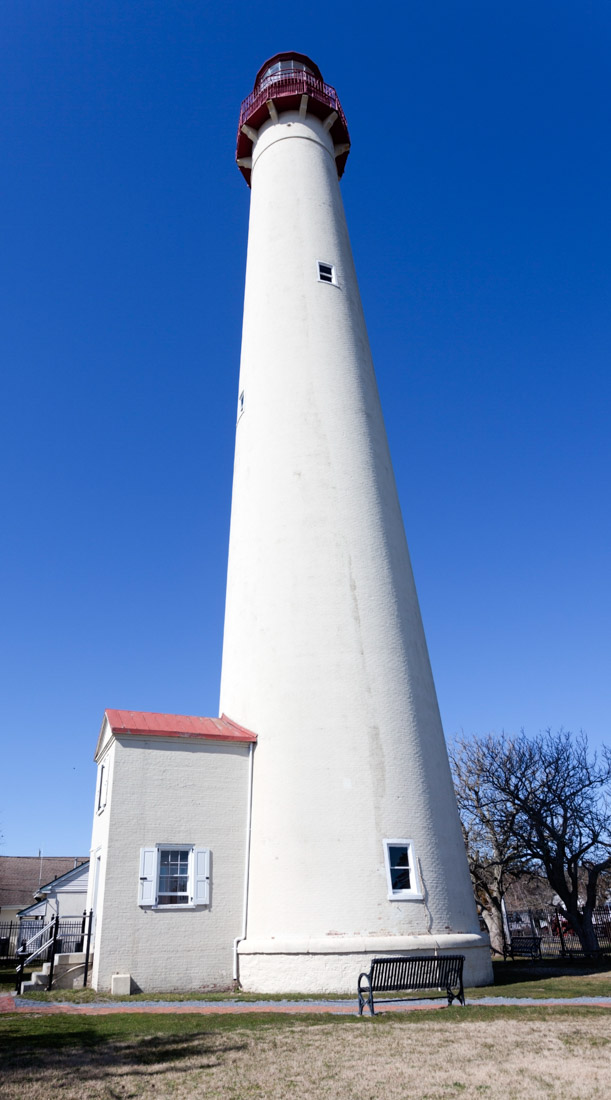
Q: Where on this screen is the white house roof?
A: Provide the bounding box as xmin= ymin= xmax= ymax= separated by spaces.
xmin=36 ymin=859 xmax=89 ymax=896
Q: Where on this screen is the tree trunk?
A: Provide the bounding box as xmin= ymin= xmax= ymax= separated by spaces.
xmin=545 ymin=863 xmax=601 ymax=954
xmin=560 ymin=900 xmax=599 ymax=954
xmin=480 ymin=902 xmax=505 ymax=955
xmin=568 ymin=909 xmax=599 ymax=954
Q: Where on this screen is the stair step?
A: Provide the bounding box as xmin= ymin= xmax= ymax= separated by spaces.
xmin=20 ymin=971 xmax=49 ymax=993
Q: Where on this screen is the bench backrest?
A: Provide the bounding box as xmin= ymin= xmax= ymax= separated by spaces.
xmin=369 ymin=955 xmax=464 ymax=992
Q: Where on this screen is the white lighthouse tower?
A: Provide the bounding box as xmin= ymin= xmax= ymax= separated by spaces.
xmin=220 ymin=53 xmax=492 ymax=991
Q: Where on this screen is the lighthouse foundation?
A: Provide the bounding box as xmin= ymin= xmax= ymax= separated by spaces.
xmin=237 ymin=934 xmax=492 ymax=994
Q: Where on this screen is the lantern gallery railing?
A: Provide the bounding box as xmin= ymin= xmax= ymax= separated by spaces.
xmin=238 ymin=68 xmax=347 ymax=137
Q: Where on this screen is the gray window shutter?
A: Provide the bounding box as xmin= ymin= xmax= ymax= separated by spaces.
xmin=138 ymin=848 xmax=157 ymax=906
xmin=193 ymin=848 xmax=210 ymax=905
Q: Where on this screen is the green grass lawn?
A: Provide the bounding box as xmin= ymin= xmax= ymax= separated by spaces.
xmin=2 ymin=1005 xmax=610 ymax=1100
xmin=0 ymin=1003 xmax=609 ymax=1049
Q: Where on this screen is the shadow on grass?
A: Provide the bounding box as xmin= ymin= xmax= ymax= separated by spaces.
xmin=1 ymin=1026 xmax=248 ymax=1085
xmin=0 ymin=1010 xmax=354 ymax=1052
xmin=491 ymin=958 xmax=611 ymax=987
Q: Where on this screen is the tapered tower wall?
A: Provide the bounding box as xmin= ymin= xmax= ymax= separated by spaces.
xmin=221 ymin=63 xmax=492 ymax=990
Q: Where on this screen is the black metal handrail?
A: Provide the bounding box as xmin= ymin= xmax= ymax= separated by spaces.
xmin=83 ymin=908 xmax=93 ymax=987
xmin=21 ymin=917 xmax=56 ymax=954
xmin=16 ymin=915 xmax=59 ymax=991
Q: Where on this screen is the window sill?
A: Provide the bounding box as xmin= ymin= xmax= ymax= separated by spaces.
xmin=139 ymin=903 xmax=200 ymax=910
xmin=387 ymin=892 xmax=424 ymax=902
xmin=154 ymin=904 xmax=197 ymax=909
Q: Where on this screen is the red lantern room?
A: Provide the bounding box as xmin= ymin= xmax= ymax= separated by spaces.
xmin=236 ymin=52 xmax=350 ymax=187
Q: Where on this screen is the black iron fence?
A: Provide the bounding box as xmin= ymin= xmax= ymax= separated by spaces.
xmin=507 ymin=907 xmax=611 ymax=958
xmin=0 ymin=922 xmax=19 ymax=960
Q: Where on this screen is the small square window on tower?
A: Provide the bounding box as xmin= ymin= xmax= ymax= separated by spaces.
xmin=318 ymin=261 xmax=336 ymax=285
xmin=383 ymin=839 xmax=423 ymax=900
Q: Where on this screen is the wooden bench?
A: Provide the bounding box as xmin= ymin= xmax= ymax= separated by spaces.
xmin=357 ymin=954 xmax=465 ymax=1015
xmin=503 ymin=935 xmax=542 ymax=961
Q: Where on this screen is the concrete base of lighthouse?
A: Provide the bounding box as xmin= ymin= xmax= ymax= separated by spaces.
xmin=237 ymin=934 xmax=493 ymax=993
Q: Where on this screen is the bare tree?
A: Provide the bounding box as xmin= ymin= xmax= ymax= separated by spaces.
xmin=452 ymin=729 xmax=611 ymax=954
xmin=450 ymin=738 xmax=532 ymax=953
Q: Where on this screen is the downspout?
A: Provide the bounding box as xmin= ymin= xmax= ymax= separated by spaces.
xmin=233 ymin=740 xmax=254 ymax=982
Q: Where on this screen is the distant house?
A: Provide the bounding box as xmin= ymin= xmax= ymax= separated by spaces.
xmin=18 ymin=860 xmax=90 ymax=923
xmin=0 ymin=856 xmax=89 ymax=925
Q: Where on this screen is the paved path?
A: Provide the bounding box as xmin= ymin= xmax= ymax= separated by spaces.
xmin=2 ymin=994 xmax=611 ymax=1016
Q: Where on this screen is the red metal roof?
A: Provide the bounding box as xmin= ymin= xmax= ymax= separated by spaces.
xmin=105 ymin=710 xmax=257 ymax=743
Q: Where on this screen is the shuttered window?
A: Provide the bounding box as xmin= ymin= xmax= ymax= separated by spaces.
xmin=138 ymin=846 xmax=211 ymax=907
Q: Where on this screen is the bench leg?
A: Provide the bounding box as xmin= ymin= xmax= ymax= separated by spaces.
xmin=358 ymin=975 xmax=374 ymax=1016
xmin=447 ymin=983 xmax=466 ymax=1007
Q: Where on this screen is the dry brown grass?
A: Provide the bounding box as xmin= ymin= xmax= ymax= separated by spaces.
xmin=2 ymin=1013 xmax=610 ymax=1098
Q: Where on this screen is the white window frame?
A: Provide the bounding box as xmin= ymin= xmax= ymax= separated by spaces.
xmin=383 ymin=838 xmax=423 ymax=901
xmin=96 ymin=762 xmax=109 ymax=814
xmin=317 ymin=260 xmax=338 ymax=286
xmin=138 ymin=845 xmax=210 ymax=908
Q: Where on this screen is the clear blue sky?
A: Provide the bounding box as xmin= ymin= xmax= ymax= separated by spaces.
xmin=1 ymin=1 xmax=609 ymax=855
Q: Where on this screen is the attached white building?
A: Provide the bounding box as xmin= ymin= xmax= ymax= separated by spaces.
xmin=87 ymin=710 xmax=255 ymax=993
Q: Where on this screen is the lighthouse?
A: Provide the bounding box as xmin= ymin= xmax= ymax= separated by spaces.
xmin=82 ymin=51 xmax=494 ymax=997
xmin=220 ymin=53 xmax=492 ymax=992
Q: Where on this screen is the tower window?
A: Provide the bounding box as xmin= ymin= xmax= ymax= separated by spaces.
xmin=238 ymin=390 xmax=245 ymax=420
xmin=318 ymin=261 xmax=336 ymax=285
xmin=383 ymin=839 xmax=423 ymax=900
